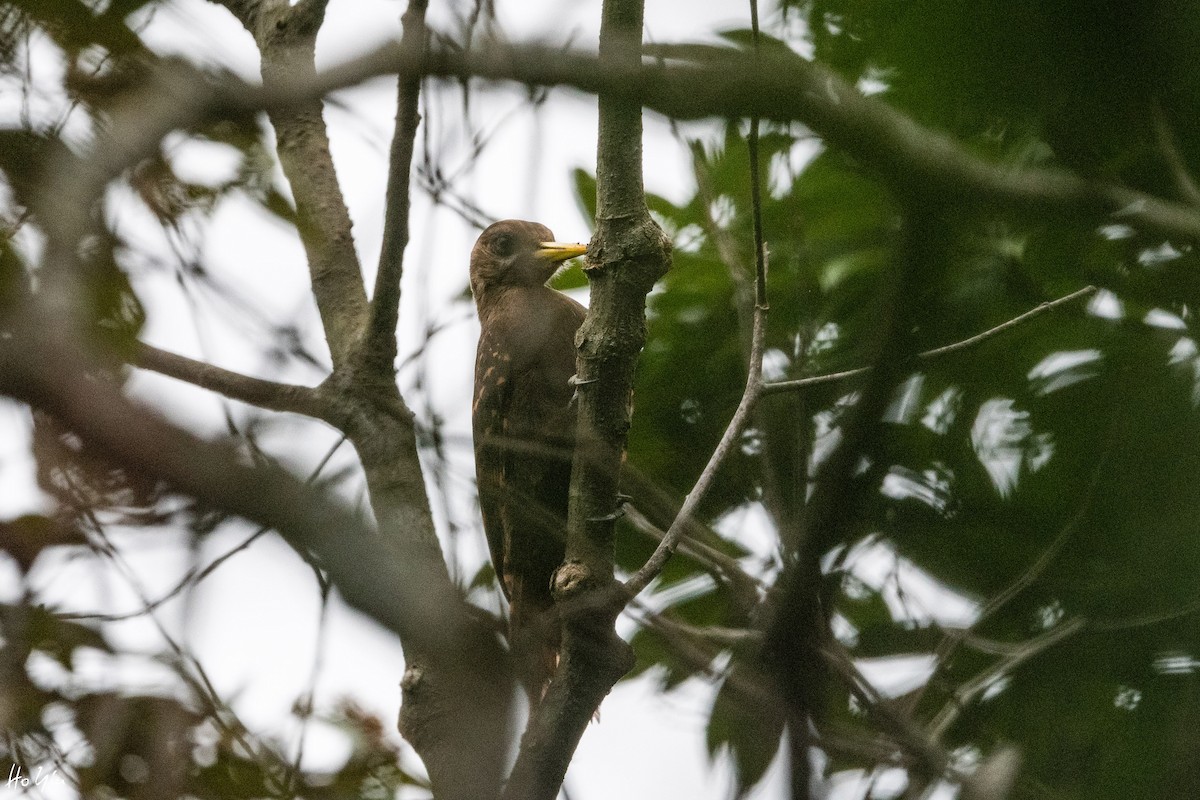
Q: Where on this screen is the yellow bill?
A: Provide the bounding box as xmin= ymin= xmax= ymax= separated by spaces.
xmin=536 ymin=241 xmax=588 ymax=263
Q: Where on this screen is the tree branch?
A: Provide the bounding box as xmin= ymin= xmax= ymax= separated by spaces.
xmin=0 ymin=308 xmax=510 ymax=729
xmin=624 ymin=302 xmax=765 ymax=596
xmin=31 ymin=18 xmax=509 ymax=786
xmin=905 ymin=439 xmax=1108 ymax=721
xmin=760 ymin=285 xmax=1098 ymax=396
xmin=759 ymin=204 xmax=942 ymax=800
xmin=207 ymin=6 xmax=506 ymax=792
xmin=926 ymin=617 xmax=1085 ymax=741
xmin=246 ymin=1 xmax=369 ymax=367
xmin=133 ymin=342 xmax=327 ymax=417
xmin=358 ymin=0 xmax=428 ymax=378
xmin=286 ymin=39 xmax=1200 ymax=241
xmin=503 ymin=2 xmax=668 ymax=797
xmin=2 ymin=310 xmax=513 ymax=800
xmin=626 ymin=42 xmax=772 ymax=598
xmin=623 ymin=502 xmax=764 ymax=603
xmin=821 ymin=643 xmax=954 ymax=781
xmin=65 ymin=40 xmax=1200 ymax=253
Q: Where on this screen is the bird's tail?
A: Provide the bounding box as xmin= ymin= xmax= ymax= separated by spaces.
xmin=510 ymin=606 xmax=604 ymax=720
xmin=509 ymin=598 xmax=560 ymax=707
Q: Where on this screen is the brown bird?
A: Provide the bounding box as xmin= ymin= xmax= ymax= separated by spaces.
xmin=470 ymin=219 xmax=588 ymax=703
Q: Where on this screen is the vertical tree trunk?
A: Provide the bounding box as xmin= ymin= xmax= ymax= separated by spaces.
xmin=501 ymin=1 xmax=671 ymax=798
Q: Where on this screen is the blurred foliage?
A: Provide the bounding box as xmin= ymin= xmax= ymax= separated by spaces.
xmin=0 ymin=608 xmax=424 ymax=799
xmin=569 ymin=2 xmax=1200 ymax=797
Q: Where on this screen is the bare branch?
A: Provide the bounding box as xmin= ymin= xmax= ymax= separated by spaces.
xmin=276 ymin=40 xmax=1200 ymax=242
xmin=625 ymin=301 xmax=766 ymax=596
xmin=250 ymin=1 xmax=369 ymax=367
xmin=133 ymin=342 xmax=327 ymax=417
xmin=822 ymin=643 xmax=956 ymax=781
xmin=624 ymin=91 xmax=771 ymax=596
xmin=639 ymin=605 xmax=762 ymax=648
xmin=927 ymin=617 xmax=1085 ymax=741
xmin=1091 ymin=599 xmax=1200 ymax=632
xmin=1152 ymin=101 xmax=1200 ymax=208
xmin=58 ymin=436 xmax=347 ymax=624
xmin=359 ymin=0 xmax=428 ymax=377
xmin=622 ymin=502 xmax=764 ymax=598
xmin=894 ymin=407 xmax=1112 ymax=721
xmin=0 ymin=318 xmax=494 ymax=673
xmin=761 ymin=285 xmax=1098 ymax=396
xmin=194 ymin=14 xmax=508 ymax=790
xmin=56 ymin=43 xmax=1200 ymax=258
xmin=503 ymin=1 xmax=666 ymax=796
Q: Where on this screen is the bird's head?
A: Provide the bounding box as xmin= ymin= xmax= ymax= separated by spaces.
xmin=469 ymin=219 xmax=587 ymax=298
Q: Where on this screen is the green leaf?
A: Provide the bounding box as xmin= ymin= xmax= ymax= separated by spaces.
xmin=706 ymin=667 xmax=785 ymax=796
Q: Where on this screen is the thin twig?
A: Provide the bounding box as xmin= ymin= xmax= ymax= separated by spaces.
xmin=1152 ymin=101 xmax=1200 ymax=208
xmin=927 ymin=616 xmax=1085 ymax=740
xmin=745 ymin=0 xmax=767 ymax=309
xmin=625 ymin=599 xmax=769 ymax=700
xmin=288 ymin=580 xmax=332 ymax=794
xmin=821 ymin=643 xmax=955 ymax=781
xmin=1090 ymin=599 xmax=1200 ymax=632
xmin=64 ymin=474 xmax=293 ymax=794
xmin=640 ymin=606 xmax=761 ymax=648
xmin=761 ymin=285 xmax=1098 ymax=396
xmin=911 ymin=429 xmax=1109 ymax=716
xmin=57 ymin=435 xmax=348 ymax=623
xmin=623 ymin=502 xmax=765 ymax=594
xmin=624 ymin=291 xmax=767 ymax=597
xmin=58 ymin=528 xmax=267 ymax=622
xmin=624 ymin=45 xmax=772 ymax=597
xmin=0 ymin=313 xmax=495 ymax=671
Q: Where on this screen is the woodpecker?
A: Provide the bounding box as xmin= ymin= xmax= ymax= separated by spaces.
xmin=469 ymin=219 xmax=588 ymax=702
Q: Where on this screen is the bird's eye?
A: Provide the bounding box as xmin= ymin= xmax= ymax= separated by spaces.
xmin=493 ymin=233 xmax=513 ymax=256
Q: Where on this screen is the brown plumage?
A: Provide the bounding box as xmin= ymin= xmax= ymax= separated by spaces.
xmin=470 ymin=219 xmax=588 ymax=703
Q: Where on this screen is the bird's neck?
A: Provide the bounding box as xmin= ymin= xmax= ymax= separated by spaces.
xmin=475 ymin=283 xmax=554 ymax=321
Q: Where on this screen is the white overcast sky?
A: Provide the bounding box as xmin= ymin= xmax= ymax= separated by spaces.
xmin=0 ymin=2 xmax=977 ymax=799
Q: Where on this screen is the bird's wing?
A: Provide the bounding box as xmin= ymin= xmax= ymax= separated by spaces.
xmin=473 ymin=290 xmax=586 ymax=604
xmin=473 ymin=323 xmax=514 ymax=601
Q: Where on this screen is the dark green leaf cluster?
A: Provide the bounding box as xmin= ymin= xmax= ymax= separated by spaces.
xmin=581 ymin=2 xmax=1200 ymax=795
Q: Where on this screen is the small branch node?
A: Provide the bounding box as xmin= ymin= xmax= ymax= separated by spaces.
xmin=586 ymin=508 xmax=625 ymax=524
xmin=552 ymin=560 xmax=596 ymax=600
